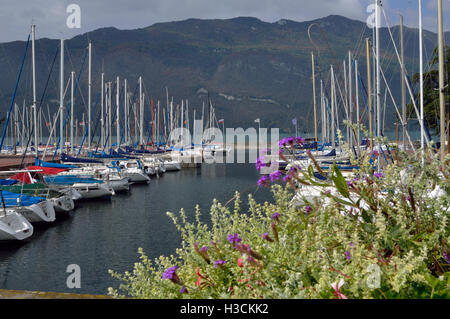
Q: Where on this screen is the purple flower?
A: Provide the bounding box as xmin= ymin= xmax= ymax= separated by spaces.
xmin=255 ymin=156 xmax=266 ymax=171
xmin=227 ymin=233 xmax=242 ymax=245
xmin=295 ymin=136 xmax=305 ymax=145
xmin=271 ymin=212 xmax=280 ymax=222
xmin=180 ymin=286 xmax=188 ymax=294
xmin=349 ymin=242 xmax=355 ymax=247
xmin=283 ymin=175 xmax=292 ymax=183
xmin=163 ymin=266 xmax=182 ymax=284
xmin=262 ymin=232 xmax=273 ymax=242
xmin=257 ymin=175 xmax=270 ymax=187
xmin=269 ymin=170 xmax=282 ymax=182
xmin=305 ymin=205 xmax=312 ymax=213
xmin=194 ymin=243 xmax=211 ymax=264
xmin=214 ymin=259 xmax=227 ymax=268
xmin=373 ymin=172 xmax=384 ymax=179
xmin=278 ymin=138 xmax=288 ymax=147
xmin=345 ymin=250 xmax=351 ymax=260
xmin=286 ymin=137 xmax=295 ymax=145
xmin=443 ymin=250 xmax=450 ymax=264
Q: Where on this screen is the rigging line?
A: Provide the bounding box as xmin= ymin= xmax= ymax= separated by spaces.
xmin=52 ymin=48 xmax=88 ymax=159
xmin=380 ymin=5 xmax=430 ymax=146
xmin=307 ymin=23 xmax=335 ymax=59
xmin=78 ymin=92 xmax=100 ymax=155
xmin=21 ymin=44 xmax=59 ymax=166
xmin=0 ymin=33 xmax=31 ymax=152
xmin=35 ymin=31 xmax=59 ymax=101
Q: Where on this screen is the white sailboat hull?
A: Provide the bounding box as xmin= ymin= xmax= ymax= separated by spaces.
xmin=72 ymin=183 xmax=115 ymax=199
xmin=106 ymin=177 xmax=130 ymax=192
xmin=15 ymin=200 xmax=56 ymax=223
xmin=0 ymin=209 xmax=34 ymax=241
xmin=50 ymin=195 xmax=75 ymax=213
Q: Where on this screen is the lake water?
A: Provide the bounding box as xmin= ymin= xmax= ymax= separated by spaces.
xmin=0 ymin=161 xmax=272 ymax=295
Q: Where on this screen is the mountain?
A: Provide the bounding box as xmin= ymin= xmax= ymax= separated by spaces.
xmin=0 ymin=15 xmax=448 ymax=135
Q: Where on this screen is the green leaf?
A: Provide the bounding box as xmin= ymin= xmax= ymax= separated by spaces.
xmin=331 ymin=163 xmax=350 ymax=198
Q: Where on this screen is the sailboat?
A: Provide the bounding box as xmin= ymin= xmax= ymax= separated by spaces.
xmin=0 ymin=207 xmax=33 ymax=241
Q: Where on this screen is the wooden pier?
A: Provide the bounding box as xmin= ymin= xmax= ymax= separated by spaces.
xmin=0 ymin=289 xmax=111 ymax=299
xmin=0 ymin=155 xmax=59 ymax=171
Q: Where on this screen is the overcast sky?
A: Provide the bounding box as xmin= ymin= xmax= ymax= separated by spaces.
xmin=0 ymin=0 xmax=448 ymax=42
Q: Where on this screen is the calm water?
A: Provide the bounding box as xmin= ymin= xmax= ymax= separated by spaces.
xmin=0 ymin=161 xmax=271 ymax=295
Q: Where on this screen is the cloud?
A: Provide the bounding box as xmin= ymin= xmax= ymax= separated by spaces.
xmin=0 ymin=0 xmax=447 ymax=43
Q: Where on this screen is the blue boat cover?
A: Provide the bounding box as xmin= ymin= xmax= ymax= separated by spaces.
xmin=43 ymin=175 xmax=103 ymax=185
xmin=0 ymin=179 xmax=19 ymax=186
xmin=0 ymin=190 xmax=44 ymax=207
xmin=35 ymin=157 xmax=78 ymax=169
xmin=61 ymin=153 xmax=103 ymax=164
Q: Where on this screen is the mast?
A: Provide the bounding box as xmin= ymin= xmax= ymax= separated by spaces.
xmin=419 ymin=0 xmax=425 ymax=153
xmin=343 ymin=59 xmax=349 ymax=145
xmin=348 ymin=51 xmax=353 ymax=148
xmin=101 ymin=73 xmax=104 ymax=149
xmin=108 ymin=81 xmax=112 ymax=151
xmin=320 ymin=79 xmax=326 ymax=142
xmin=116 ymin=76 xmax=120 ymax=149
xmin=88 ymin=42 xmax=91 ymax=153
xmin=59 ymin=38 xmax=64 ymax=155
xmin=375 ymin=0 xmax=381 ymax=142
xmin=70 ymin=71 xmax=74 ymax=154
xmin=124 ymin=79 xmax=128 ymax=146
xmin=330 ymin=65 xmax=336 ymax=148
xmin=355 ymin=59 xmax=360 ymax=152
xmin=311 ymin=52 xmax=317 ymax=142
xmin=139 ymin=76 xmax=143 ymax=146
xmin=31 ymin=24 xmax=38 ymax=157
xmin=400 ymin=15 xmax=407 ymax=151
xmin=437 ymin=0 xmax=446 ymax=160
xmin=366 ymin=37 xmax=373 ymax=150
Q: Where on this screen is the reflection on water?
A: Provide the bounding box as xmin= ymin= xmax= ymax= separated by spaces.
xmin=0 ymin=162 xmax=271 ymax=295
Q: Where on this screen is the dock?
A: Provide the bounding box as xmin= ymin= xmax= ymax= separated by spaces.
xmin=0 ymin=289 xmax=111 ymax=299
xmin=0 ymin=155 xmax=59 ymax=171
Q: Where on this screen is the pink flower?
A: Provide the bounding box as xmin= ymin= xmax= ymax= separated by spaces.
xmin=331 ymin=279 xmax=348 ymax=299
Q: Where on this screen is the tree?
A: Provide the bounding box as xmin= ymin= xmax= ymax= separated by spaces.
xmin=408 ymin=46 xmax=449 ymax=134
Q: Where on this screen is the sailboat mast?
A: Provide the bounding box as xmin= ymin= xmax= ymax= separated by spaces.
xmin=330 ymin=65 xmax=336 ymax=148
xmin=124 ymin=79 xmax=128 ymax=146
xmin=101 ymin=73 xmax=104 ymax=148
xmin=355 ymin=59 xmax=360 ymax=151
xmin=139 ymin=76 xmax=143 ymax=146
xmin=116 ymin=76 xmax=120 ymax=149
xmin=31 ymin=24 xmax=38 ymax=157
xmin=437 ymin=0 xmax=447 ymax=160
xmin=419 ymin=0 xmax=425 ymax=153
xmin=88 ymin=42 xmax=91 ymax=153
xmin=70 ymin=71 xmax=74 ymax=154
xmin=311 ymin=52 xmax=317 ymax=142
xmin=59 ymin=39 xmax=64 ymax=155
xmin=348 ymin=51 xmax=353 ymax=149
xmin=400 ymin=15 xmax=407 ymax=151
xmin=375 ymin=0 xmax=381 ymax=141
xmin=366 ymin=38 xmax=373 ymax=150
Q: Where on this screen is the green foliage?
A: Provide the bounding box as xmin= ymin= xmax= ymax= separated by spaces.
xmin=108 ymin=145 xmax=449 ymax=299
xmin=408 ymin=45 xmax=449 ymax=133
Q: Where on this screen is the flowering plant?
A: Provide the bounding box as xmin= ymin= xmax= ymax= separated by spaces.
xmin=109 ymin=136 xmax=449 ymax=299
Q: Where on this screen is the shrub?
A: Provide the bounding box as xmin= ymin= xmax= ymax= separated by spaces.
xmin=108 ymin=138 xmax=449 ymax=299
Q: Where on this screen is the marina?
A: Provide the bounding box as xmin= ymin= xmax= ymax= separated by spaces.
xmin=0 ymin=0 xmax=447 ymax=300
